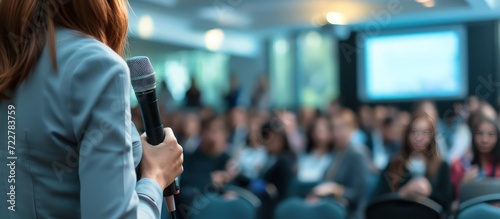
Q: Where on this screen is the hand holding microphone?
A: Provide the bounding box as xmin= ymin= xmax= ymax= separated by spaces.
xmin=127 ymin=56 xmax=182 ymax=216
xmin=140 ymin=128 xmax=183 ymax=190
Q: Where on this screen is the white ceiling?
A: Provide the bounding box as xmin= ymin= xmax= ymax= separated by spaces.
xmin=127 ymin=0 xmax=500 ymax=56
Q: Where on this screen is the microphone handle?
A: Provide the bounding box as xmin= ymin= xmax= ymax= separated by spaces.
xmin=136 ymin=90 xmax=177 ymax=197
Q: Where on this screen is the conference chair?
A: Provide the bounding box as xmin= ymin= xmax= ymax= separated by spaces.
xmin=189 ymin=194 xmax=256 ymax=219
xmin=459 ymin=178 xmax=500 ymax=204
xmin=366 ymin=193 xmax=442 ymax=219
xmin=459 ymin=193 xmax=500 ymax=210
xmin=457 ymin=203 xmax=500 ymax=219
xmin=188 ymin=186 xmax=260 ymax=219
xmin=274 ymin=197 xmax=347 ymax=219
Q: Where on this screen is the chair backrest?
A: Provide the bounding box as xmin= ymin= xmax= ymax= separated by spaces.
xmin=459 ymin=194 xmax=500 ymax=210
xmin=460 ymin=179 xmax=500 ymax=203
xmin=366 ymin=193 xmax=442 ymax=219
xmin=275 ymin=197 xmax=346 ymax=219
xmin=457 ymin=203 xmax=500 ymax=219
xmin=224 ymin=185 xmax=261 ymax=209
xmin=190 ymin=195 xmax=256 ymax=219
xmin=286 ymin=177 xmax=319 ymax=198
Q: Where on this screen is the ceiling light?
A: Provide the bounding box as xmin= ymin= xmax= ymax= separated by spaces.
xmin=311 ymin=15 xmax=328 ymax=27
xmin=138 ymin=15 xmax=154 ymax=39
xmin=423 ymin=0 xmax=435 ymax=7
xmin=326 ymin=12 xmax=346 ymax=25
xmin=205 ymin=28 xmax=225 ymax=51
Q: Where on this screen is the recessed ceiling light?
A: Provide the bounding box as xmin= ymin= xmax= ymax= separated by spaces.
xmin=423 ymin=0 xmax=435 ymax=7
xmin=205 ymin=29 xmax=225 ymax=51
xmin=311 ymin=15 xmax=328 ymax=27
xmin=138 ymin=15 xmax=154 ymax=39
xmin=326 ymin=12 xmax=346 ymax=25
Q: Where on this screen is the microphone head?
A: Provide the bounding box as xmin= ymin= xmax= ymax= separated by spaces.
xmin=409 ymin=156 xmax=427 ymax=177
xmin=127 ymin=56 xmax=156 ymax=93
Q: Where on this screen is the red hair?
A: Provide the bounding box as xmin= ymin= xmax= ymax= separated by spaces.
xmin=0 ymin=0 xmax=129 ymax=99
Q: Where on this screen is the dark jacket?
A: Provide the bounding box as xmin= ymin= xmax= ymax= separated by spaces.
xmin=375 ymin=160 xmax=453 ymax=210
xmin=325 ymin=147 xmax=370 ymax=218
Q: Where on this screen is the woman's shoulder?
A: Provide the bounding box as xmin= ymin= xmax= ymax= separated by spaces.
xmin=344 ymin=146 xmax=369 ymax=162
xmin=55 ymin=28 xmax=127 ymax=76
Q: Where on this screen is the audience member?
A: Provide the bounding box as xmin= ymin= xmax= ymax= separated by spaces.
xmin=297 ymin=116 xmax=333 ymax=183
xmin=307 ymin=114 xmax=370 ymax=219
xmin=251 ymin=76 xmax=270 ymax=111
xmin=250 ymin=120 xmax=295 ymax=219
xmin=176 ymin=116 xmax=233 ymax=218
xmin=232 ymin=118 xmax=268 ymax=186
xmin=343 ymin=108 xmax=365 ymax=150
xmin=185 ymin=78 xmax=202 ymax=108
xmin=225 ymin=74 xmax=242 ymax=110
xmin=277 ymin=111 xmax=306 ymax=155
xmin=228 ymin=107 xmax=249 ymax=151
xmin=414 ymin=100 xmax=451 ymax=163
xmin=451 ymin=113 xmax=500 ymax=198
xmin=358 ymin=105 xmax=375 ymax=152
xmin=372 ymin=116 xmax=402 ymax=171
xmin=375 ymin=112 xmax=453 ymax=212
xmin=179 ymin=113 xmax=201 ymax=154
xmin=328 ymin=98 xmax=344 ymax=117
xmin=299 ymin=107 xmax=319 ymax=132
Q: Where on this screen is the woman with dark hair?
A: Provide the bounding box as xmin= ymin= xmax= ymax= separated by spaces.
xmin=250 ymin=119 xmax=295 ymax=219
xmin=176 ymin=115 xmax=234 ymax=218
xmin=375 ymin=112 xmax=453 ymax=210
xmin=279 ymin=113 xmax=368 ymax=219
xmin=451 ymin=113 xmax=500 ymax=197
xmin=0 ymin=1 xmax=183 ymax=218
xmin=232 ymin=118 xmax=268 ymax=187
xmin=296 ymin=116 xmax=333 ymax=183
xmin=306 ymin=113 xmax=369 ymax=219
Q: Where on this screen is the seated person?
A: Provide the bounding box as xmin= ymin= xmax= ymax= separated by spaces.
xmin=178 ymin=112 xmax=201 ymax=154
xmin=175 ymin=116 xmax=235 ymax=218
xmin=372 ymin=116 xmax=403 ymax=171
xmin=451 ymin=113 xmax=500 ymax=198
xmin=296 ymin=114 xmax=369 ymax=219
xmin=231 ymin=118 xmax=268 ymax=186
xmin=296 ymin=116 xmax=333 ymax=183
xmin=375 ymin=112 xmax=453 ymax=212
xmin=240 ymin=120 xmax=295 ymax=219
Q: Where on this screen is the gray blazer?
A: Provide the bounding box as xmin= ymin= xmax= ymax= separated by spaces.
xmin=0 ymin=28 xmax=162 ymax=219
xmin=324 ymin=147 xmax=369 ymax=219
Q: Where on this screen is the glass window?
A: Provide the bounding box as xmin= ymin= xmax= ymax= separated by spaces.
xmin=162 ymin=51 xmax=229 ymax=110
xmin=270 ymin=37 xmax=294 ymax=108
xmin=298 ymin=31 xmax=339 ymax=109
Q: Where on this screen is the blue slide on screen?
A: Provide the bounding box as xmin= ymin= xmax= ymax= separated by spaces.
xmin=359 ymin=26 xmax=466 ymax=101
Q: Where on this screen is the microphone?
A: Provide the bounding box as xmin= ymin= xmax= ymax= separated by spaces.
xmin=127 ymin=56 xmax=178 ymax=214
xmin=408 ymin=156 xmax=426 ymax=178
